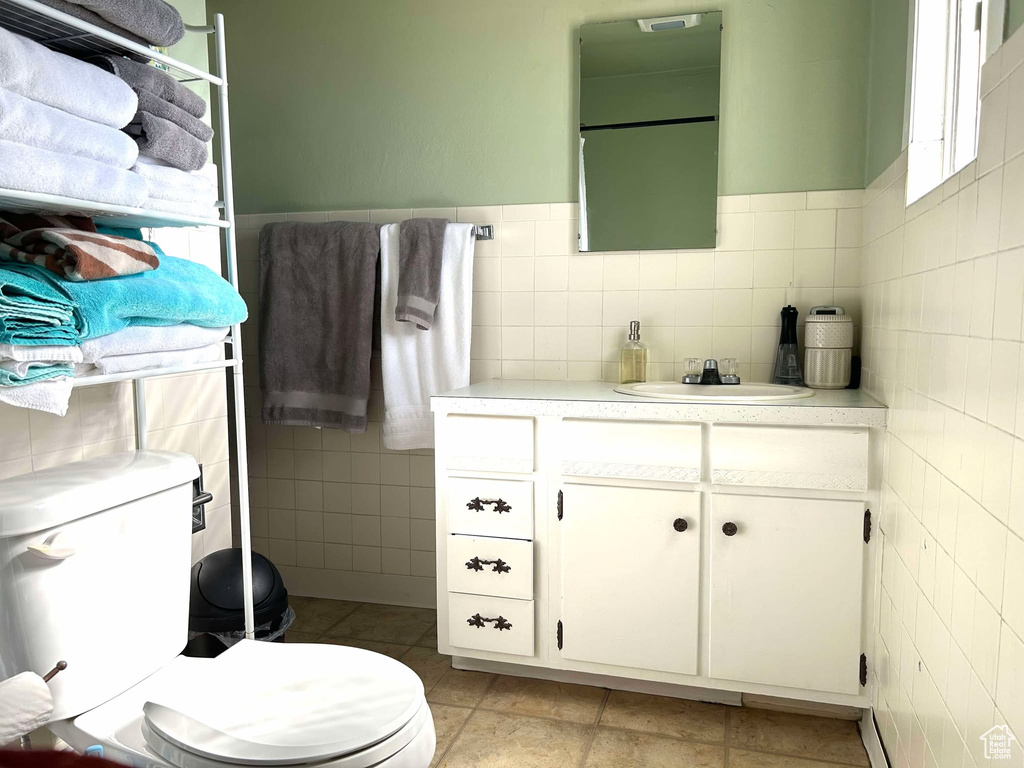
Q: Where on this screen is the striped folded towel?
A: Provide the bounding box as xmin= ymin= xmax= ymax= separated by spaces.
xmin=0 ymin=213 xmax=159 ymax=281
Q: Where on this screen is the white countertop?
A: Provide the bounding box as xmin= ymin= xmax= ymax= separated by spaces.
xmin=432 ymin=380 xmax=887 ymax=427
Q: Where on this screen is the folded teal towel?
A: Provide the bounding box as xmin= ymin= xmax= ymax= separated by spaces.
xmin=0 ymin=361 xmax=74 ymax=385
xmin=0 ymin=227 xmax=247 ymax=342
xmin=0 ymin=266 xmax=78 ymax=345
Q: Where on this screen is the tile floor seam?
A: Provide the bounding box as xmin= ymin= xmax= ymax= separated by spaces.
xmin=575 ymin=690 xmax=611 ymax=767
xmin=432 ymin=706 xmax=474 ymax=768
xmin=724 ymin=753 xmax=868 ymax=768
xmin=726 ymin=745 xmax=869 ymax=768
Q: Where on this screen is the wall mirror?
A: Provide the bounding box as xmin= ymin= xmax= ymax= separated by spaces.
xmin=578 ymin=11 xmax=722 ymax=252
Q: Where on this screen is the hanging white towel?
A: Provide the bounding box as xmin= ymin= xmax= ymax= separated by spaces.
xmin=0 ymin=672 xmax=54 ymax=745
xmin=380 ymin=222 xmax=474 ymax=451
xmin=0 ymin=376 xmax=73 ymax=416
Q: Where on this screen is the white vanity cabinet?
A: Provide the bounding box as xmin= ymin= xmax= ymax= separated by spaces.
xmin=559 ymin=484 xmax=701 ymax=675
xmin=432 ymin=381 xmax=885 ymax=709
xmin=708 ymin=494 xmax=867 ymax=695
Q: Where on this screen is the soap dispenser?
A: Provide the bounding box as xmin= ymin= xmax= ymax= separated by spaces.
xmin=773 ymin=305 xmax=804 ymax=386
xmin=619 ymin=320 xmax=648 ymax=384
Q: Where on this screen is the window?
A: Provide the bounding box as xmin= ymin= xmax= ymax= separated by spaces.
xmin=906 ymin=0 xmax=990 ymax=203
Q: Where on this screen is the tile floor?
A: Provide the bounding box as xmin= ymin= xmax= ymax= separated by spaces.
xmin=287 ymin=597 xmax=871 ymax=768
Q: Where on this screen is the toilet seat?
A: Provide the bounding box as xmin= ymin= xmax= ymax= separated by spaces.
xmin=55 ymin=640 xmax=433 ymax=768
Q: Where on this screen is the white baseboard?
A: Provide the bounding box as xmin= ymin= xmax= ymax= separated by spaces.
xmin=860 ymin=708 xmax=892 ymax=768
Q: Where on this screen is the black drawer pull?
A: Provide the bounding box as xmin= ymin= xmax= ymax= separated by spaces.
xmin=467 ymin=497 xmax=512 ymax=513
xmin=465 ymin=556 xmax=511 ymax=574
xmin=722 ymin=521 xmax=738 ymax=536
xmin=673 ymin=518 xmax=688 ymax=532
xmin=467 ymin=613 xmax=512 ymax=631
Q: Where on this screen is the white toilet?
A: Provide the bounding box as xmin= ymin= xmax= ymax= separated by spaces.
xmin=0 ymin=451 xmax=436 ymax=768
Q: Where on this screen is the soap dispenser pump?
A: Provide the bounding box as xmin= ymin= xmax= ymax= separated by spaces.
xmin=773 ymin=305 xmax=804 ymax=386
xmin=619 ymin=320 xmax=648 ymax=384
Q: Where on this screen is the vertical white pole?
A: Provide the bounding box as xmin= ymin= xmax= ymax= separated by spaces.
xmin=214 ymin=12 xmax=255 ymax=640
xmin=133 ymin=379 xmax=147 ymax=449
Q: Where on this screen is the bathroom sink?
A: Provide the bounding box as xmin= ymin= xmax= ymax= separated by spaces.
xmin=615 ymin=381 xmax=815 ymax=402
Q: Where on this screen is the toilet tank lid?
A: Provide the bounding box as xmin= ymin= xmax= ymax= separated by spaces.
xmin=0 ymin=451 xmax=199 ymax=537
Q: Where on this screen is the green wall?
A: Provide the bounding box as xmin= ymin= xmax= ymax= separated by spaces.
xmin=581 ymin=69 xmax=720 ymax=125
xmin=1010 ymin=0 xmax=1024 ymax=38
xmin=863 ymin=0 xmax=911 ymax=185
xmin=207 ymin=0 xmax=869 ymax=214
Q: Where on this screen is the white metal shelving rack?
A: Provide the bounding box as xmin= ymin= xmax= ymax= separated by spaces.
xmin=0 ymin=0 xmax=257 ymax=638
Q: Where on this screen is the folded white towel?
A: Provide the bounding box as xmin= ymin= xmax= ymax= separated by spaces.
xmin=0 ymin=672 xmax=54 ymax=745
xmin=132 ymin=161 xmax=217 ymax=204
xmin=0 ymin=139 xmax=149 ymax=208
xmin=0 ymin=88 xmax=139 ymax=169
xmin=142 ymin=197 xmax=221 ymax=220
xmin=80 ymin=324 xmax=228 ymax=363
xmin=381 ymin=222 xmax=474 ymax=451
xmin=0 ymin=342 xmax=83 ymax=363
xmin=0 ymin=28 xmax=137 ymax=129
xmin=77 ymin=341 xmax=223 ymax=375
xmin=0 ymin=375 xmax=73 ymax=416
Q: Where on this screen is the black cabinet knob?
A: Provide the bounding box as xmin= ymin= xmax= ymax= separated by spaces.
xmin=673 ymin=518 xmax=688 ymax=532
xmin=722 ymin=522 xmax=738 ymax=536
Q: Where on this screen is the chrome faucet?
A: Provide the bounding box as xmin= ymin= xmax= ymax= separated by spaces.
xmin=699 ymin=359 xmax=722 ymax=385
xmin=682 ymin=358 xmax=740 ymax=385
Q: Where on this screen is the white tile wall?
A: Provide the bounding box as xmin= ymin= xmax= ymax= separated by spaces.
xmin=861 ymin=25 xmax=1024 ymax=768
xmin=235 ymin=189 xmax=861 ymax=606
xmin=0 ymin=226 xmax=234 ymax=565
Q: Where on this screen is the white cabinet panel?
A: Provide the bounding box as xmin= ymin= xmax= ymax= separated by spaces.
xmin=448 ymin=593 xmax=535 ymax=657
xmin=447 ymin=535 xmax=533 ymax=600
xmin=560 ymin=484 xmax=700 ymax=675
xmin=447 ymin=476 xmax=534 ymax=539
xmin=709 ymin=494 xmax=865 ymax=695
xmin=562 ymin=419 xmax=701 ymax=482
xmin=711 ymin=425 xmax=868 ymax=491
xmin=445 ymin=415 xmax=534 ymax=473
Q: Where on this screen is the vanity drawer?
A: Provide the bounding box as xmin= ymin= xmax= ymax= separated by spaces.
xmin=561 ymin=419 xmax=701 ymax=482
xmin=447 ymin=477 xmax=534 ymax=539
xmin=448 ymin=593 xmax=535 ymax=657
xmin=711 ymin=425 xmax=868 ymax=492
xmin=445 ymin=415 xmax=534 ymax=473
xmin=447 ymin=535 xmax=533 ymax=600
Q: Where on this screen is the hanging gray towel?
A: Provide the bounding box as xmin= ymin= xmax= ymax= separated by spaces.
xmin=396 ymin=217 xmax=448 ymax=330
xmin=91 ymin=55 xmax=208 ymax=119
xmin=35 ymin=0 xmax=184 ymax=47
xmin=259 ymin=221 xmax=381 ymax=432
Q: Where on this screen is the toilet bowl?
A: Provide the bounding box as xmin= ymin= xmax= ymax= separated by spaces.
xmin=51 ymin=641 xmax=435 ymax=768
xmin=0 ymin=452 xmax=435 ymax=768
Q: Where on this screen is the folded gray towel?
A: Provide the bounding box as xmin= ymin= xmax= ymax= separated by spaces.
xmin=41 ymin=0 xmax=184 ymax=46
xmin=126 ymin=110 xmax=208 ymax=171
xmin=91 ymin=55 xmax=207 ymax=119
xmin=33 ymin=0 xmax=150 ymax=60
xmin=396 ymin=218 xmax=448 ymax=330
xmin=259 ymin=221 xmax=381 ymax=432
xmin=137 ymin=89 xmax=213 ymax=143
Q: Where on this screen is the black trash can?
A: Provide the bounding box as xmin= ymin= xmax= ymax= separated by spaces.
xmin=184 ymin=548 xmax=293 ymax=657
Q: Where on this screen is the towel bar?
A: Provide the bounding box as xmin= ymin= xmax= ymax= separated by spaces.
xmin=471 ymin=225 xmax=494 ymax=240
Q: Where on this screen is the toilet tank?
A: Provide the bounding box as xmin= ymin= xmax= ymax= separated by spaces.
xmin=0 ymin=451 xmax=199 ymax=722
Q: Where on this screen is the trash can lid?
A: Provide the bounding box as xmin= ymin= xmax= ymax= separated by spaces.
xmin=189 ymin=548 xmax=288 ymax=632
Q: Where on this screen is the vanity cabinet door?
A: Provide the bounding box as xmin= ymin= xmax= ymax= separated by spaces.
xmin=709 ymin=494 xmax=865 ymax=695
xmin=560 ymin=484 xmax=700 ymax=675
